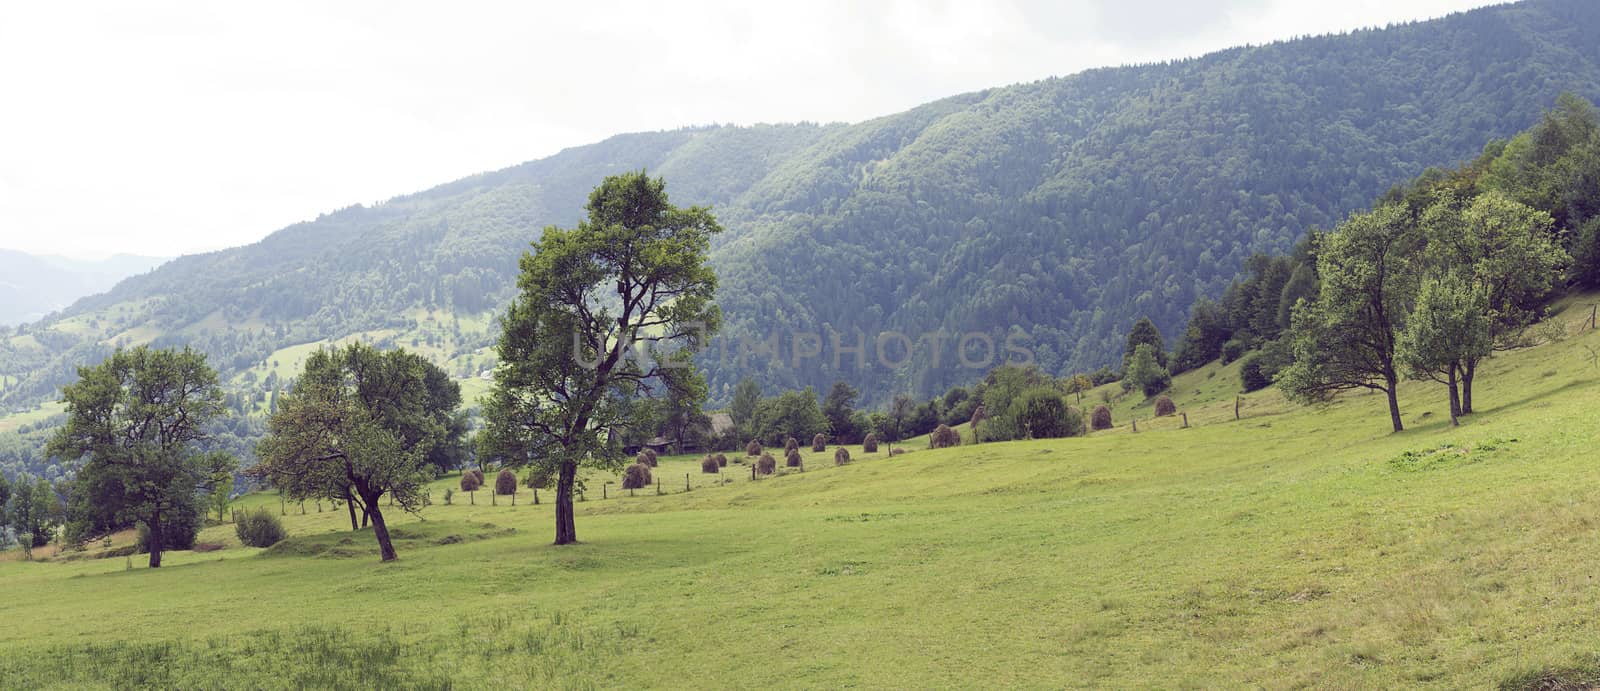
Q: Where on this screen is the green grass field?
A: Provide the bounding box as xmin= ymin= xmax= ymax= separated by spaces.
xmin=4 ymin=300 xmax=1600 ymax=688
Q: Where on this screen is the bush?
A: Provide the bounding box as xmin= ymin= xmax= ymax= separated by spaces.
xmin=621 ymin=463 xmax=652 ymax=490
xmin=639 ymin=448 xmax=658 ymax=467
xmin=785 ymin=449 xmax=803 ymax=469
xmin=834 ymin=447 xmax=851 ymax=465
xmin=443 ymin=488 xmax=454 ymax=505
xmin=1012 ymin=388 xmax=1084 ymax=439
xmin=746 ymin=440 xmax=762 ymax=457
xmin=1124 ymin=343 xmax=1171 ymax=398
xmin=756 ymin=453 xmax=776 ymax=475
xmin=495 ymin=469 xmax=517 ymax=495
xmin=1221 ymin=337 xmax=1249 ymax=364
xmin=863 ymin=433 xmax=879 ymax=453
xmin=1091 ymin=405 xmax=1113 ymax=430
xmin=701 ymin=455 xmax=721 ymax=473
xmin=1154 ymin=396 xmax=1177 ymax=417
xmin=714 ymin=453 xmax=728 ymax=468
xmin=929 ymin=424 xmax=960 ymax=449
xmin=1239 ymin=353 xmax=1272 ymax=392
xmin=236 ymin=510 xmax=287 ymax=548
xmin=1241 ymin=338 xmax=1291 ymax=393
xmin=811 ymin=433 xmax=827 ymax=452
xmin=784 ymin=437 xmax=799 ymax=453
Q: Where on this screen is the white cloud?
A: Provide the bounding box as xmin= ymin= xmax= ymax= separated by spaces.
xmin=0 ymin=0 xmax=1498 ymax=258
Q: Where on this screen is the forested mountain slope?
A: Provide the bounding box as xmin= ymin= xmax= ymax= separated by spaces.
xmin=3 ymin=0 xmax=1599 ymax=412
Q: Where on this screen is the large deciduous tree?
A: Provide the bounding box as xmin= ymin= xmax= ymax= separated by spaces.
xmin=253 ymin=343 xmax=459 ymax=562
xmin=1278 ymin=204 xmax=1420 ymax=432
xmin=481 ymin=171 xmax=721 ymax=545
xmin=47 ymin=346 xmax=229 ymax=567
xmin=1396 ymin=274 xmax=1491 ymax=426
xmin=1420 ymin=190 xmax=1568 ymax=413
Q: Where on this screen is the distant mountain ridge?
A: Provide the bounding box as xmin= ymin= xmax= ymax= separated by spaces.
xmin=0 ymin=250 xmax=169 ymax=325
xmin=3 ymin=0 xmax=1600 ymax=411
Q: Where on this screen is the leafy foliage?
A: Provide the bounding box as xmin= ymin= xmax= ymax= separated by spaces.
xmin=235 ymin=510 xmax=287 ymax=548
xmin=252 ymin=343 xmax=458 ymax=561
xmin=478 ymin=172 xmax=721 ymax=545
xmin=46 ymin=346 xmax=231 ymax=567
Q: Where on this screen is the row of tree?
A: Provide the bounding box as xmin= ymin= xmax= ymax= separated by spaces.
xmin=1168 ymin=94 xmax=1597 ymax=430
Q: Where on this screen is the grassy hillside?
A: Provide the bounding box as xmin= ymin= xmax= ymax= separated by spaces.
xmin=3 ymin=298 xmax=1599 ymax=688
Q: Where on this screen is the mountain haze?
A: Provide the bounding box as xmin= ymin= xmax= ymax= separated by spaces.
xmin=3 ymin=0 xmax=1599 ymax=410
xmin=0 ymin=250 xmax=169 ymax=326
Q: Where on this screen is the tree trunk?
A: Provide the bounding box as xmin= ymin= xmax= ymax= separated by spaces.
xmin=346 ymin=493 xmax=359 ymax=531
xmin=555 ymin=461 xmax=578 ymax=545
xmin=147 ymin=514 xmax=164 ymax=568
xmin=1384 ymin=377 xmax=1404 ymax=433
xmin=1460 ymin=359 xmax=1476 ymax=415
xmin=1447 ymin=365 xmax=1461 ymax=427
xmin=365 ymin=497 xmax=398 ymax=562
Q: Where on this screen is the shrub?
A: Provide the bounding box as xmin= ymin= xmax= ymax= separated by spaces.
xmin=811 ymin=433 xmax=827 ymax=452
xmin=236 ymin=510 xmax=287 ymax=548
xmin=1239 ymin=353 xmax=1272 ymax=392
xmin=1124 ymin=343 xmax=1171 ymax=397
xmin=443 ymin=488 xmax=454 ymax=505
xmin=1154 ymin=396 xmax=1177 ymax=417
xmin=929 ymin=424 xmax=960 ymax=449
xmin=834 ymin=447 xmax=851 ymax=465
xmin=784 ymin=437 xmax=799 ymax=453
xmin=714 ymin=453 xmax=728 ymax=468
xmin=1221 ymin=337 xmax=1249 ymax=364
xmin=495 ymin=469 xmax=518 ymax=495
xmin=756 ymin=453 xmax=776 ymax=475
xmin=701 ymin=455 xmax=720 ymax=473
xmin=1091 ymin=405 xmax=1113 ymax=431
xmin=639 ymin=448 xmax=659 ymax=467
xmin=746 ymin=440 xmax=762 ymax=457
xmin=1012 ymin=387 xmax=1083 ymax=439
xmin=621 ymin=463 xmax=652 ymax=490
xmin=863 ymin=433 xmax=879 ymax=453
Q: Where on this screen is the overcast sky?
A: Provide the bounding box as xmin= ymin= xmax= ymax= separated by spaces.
xmin=0 ymin=0 xmax=1500 ymax=259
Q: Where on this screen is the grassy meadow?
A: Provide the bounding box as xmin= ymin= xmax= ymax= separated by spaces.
xmin=4 ymin=300 xmax=1600 ymax=688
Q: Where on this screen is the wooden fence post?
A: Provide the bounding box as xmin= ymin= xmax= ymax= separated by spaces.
xmin=1181 ymin=412 xmax=1189 ymax=429
xmin=1235 ymin=396 xmax=1241 ymax=420
xmin=751 ymin=464 xmax=757 ymax=481
xmin=685 ymin=473 xmax=691 ymax=493
xmin=603 ymin=484 xmax=608 ymax=500
xmin=533 ymin=487 xmax=539 ymax=505
xmin=1131 ymin=418 xmax=1137 ymax=433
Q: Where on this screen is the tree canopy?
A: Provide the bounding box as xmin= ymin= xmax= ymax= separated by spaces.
xmin=46 ymin=346 xmax=231 ymax=567
xmin=253 ymin=343 xmax=459 ymax=561
xmin=480 ymin=171 xmax=722 ymax=545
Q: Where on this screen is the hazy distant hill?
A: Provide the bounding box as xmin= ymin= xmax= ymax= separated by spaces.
xmin=3 ymin=0 xmax=1599 ymax=410
xmin=0 ymin=250 xmax=168 ymax=325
